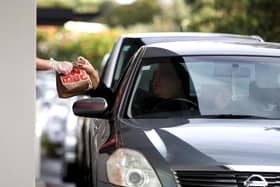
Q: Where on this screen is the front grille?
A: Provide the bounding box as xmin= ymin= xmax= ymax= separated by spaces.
xmin=174 ymin=171 xmax=280 ymax=187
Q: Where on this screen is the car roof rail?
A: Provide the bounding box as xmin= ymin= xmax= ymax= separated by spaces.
xmin=250 ymin=35 xmax=264 ymax=42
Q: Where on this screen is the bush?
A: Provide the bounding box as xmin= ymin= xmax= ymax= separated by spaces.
xmin=37 ymin=26 xmax=120 ymax=69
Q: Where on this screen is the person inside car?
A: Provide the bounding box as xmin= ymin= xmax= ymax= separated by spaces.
xmin=151 ymin=63 xmax=186 ymax=99
xmin=132 ymin=62 xmax=197 ymax=115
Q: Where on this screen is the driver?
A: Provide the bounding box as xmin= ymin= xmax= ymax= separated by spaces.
xmin=151 ymin=63 xmax=185 ymax=99
xmin=133 ymin=62 xmax=197 ymax=115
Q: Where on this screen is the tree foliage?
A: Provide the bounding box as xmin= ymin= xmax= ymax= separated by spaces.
xmin=37 ymin=27 xmax=120 ymax=69
xmin=100 ymin=0 xmax=161 ymax=28
xmin=37 ymin=0 xmax=76 ymax=8
xmin=185 ymin=0 xmax=280 ymax=42
xmin=37 ymin=0 xmax=99 ymax=13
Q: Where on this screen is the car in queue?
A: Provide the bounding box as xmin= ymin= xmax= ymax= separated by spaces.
xmin=72 ymin=32 xmax=265 ymax=185
xmin=73 ymin=41 xmax=280 ymax=187
xmin=101 ymin=32 xmax=264 ymax=89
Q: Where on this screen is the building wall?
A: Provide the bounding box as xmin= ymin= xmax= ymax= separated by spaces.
xmin=0 ymin=0 xmax=35 ymax=187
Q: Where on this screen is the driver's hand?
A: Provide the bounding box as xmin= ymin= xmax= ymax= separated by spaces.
xmin=73 ymin=56 xmax=100 ymax=90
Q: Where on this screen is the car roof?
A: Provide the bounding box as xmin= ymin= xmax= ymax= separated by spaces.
xmin=120 ymin=32 xmax=264 ymax=42
xmin=141 ymin=41 xmax=280 ymax=58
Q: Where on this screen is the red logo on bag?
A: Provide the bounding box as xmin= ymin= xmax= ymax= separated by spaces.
xmin=62 ymin=69 xmax=88 ymax=84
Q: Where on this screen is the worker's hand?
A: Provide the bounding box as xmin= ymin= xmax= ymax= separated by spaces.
xmin=50 ymin=59 xmax=73 ymax=74
xmin=74 ymin=56 xmax=100 ymax=89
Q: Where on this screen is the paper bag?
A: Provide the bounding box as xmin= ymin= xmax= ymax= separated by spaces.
xmin=56 ymin=68 xmax=92 ymax=98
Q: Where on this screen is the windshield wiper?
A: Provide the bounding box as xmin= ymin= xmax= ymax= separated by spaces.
xmin=192 ymin=114 xmax=275 ymax=119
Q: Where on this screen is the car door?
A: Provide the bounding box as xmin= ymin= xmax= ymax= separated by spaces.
xmin=86 ymin=47 xmax=145 ymax=186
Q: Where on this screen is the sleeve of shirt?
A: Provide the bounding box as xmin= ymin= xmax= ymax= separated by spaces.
xmin=86 ymin=81 xmax=115 ymax=108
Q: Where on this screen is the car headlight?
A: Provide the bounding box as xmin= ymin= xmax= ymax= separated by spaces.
xmin=106 ymin=148 xmax=162 ymax=187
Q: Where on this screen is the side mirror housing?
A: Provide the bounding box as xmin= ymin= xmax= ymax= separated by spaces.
xmin=73 ymin=97 xmax=108 ymax=118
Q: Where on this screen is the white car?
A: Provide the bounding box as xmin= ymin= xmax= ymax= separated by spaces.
xmin=101 ymin=32 xmax=264 ymax=89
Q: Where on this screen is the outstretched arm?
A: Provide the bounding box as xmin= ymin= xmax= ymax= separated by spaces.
xmin=36 ymin=57 xmax=73 ymax=74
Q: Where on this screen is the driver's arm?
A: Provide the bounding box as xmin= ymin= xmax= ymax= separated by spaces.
xmin=75 ymin=56 xmax=115 ymax=109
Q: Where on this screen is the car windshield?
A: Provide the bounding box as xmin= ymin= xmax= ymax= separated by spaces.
xmin=127 ymin=56 xmax=280 ymax=119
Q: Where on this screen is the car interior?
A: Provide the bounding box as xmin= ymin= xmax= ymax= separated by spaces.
xmin=128 ymin=58 xmax=199 ymax=118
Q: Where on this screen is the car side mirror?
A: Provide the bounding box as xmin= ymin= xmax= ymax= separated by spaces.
xmin=73 ymin=97 xmax=108 ymax=118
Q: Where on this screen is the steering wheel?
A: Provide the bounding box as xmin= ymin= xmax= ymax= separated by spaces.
xmin=151 ymin=98 xmax=198 ymax=113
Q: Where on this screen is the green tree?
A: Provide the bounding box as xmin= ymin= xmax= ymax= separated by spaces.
xmin=100 ymin=0 xmax=161 ymax=28
xmin=37 ymin=0 xmax=100 ymax=13
xmin=37 ymin=27 xmax=120 ymax=69
xmin=186 ymin=0 xmax=280 ymax=42
xmin=37 ymin=0 xmax=76 ymax=8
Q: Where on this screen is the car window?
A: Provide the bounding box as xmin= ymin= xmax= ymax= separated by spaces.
xmin=127 ymin=56 xmax=280 ymax=119
xmin=127 ymin=57 xmax=198 ymax=118
xmin=112 ymin=38 xmax=144 ymax=87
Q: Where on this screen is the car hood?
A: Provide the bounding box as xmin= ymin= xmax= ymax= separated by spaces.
xmin=119 ymin=119 xmax=280 ymax=171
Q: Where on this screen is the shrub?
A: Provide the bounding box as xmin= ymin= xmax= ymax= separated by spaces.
xmin=37 ymin=26 xmax=121 ymax=69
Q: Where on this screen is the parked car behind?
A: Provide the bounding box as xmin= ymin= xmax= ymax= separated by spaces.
xmin=73 ymin=41 xmax=280 ymax=187
xmin=101 ymin=32 xmax=264 ymax=89
xmin=61 ymin=96 xmax=81 ymax=181
xmin=41 ymin=99 xmax=74 ymax=159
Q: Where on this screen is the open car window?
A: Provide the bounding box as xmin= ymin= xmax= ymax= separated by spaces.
xmin=112 ymin=38 xmax=144 ymax=87
xmin=127 ymin=56 xmax=280 ymax=119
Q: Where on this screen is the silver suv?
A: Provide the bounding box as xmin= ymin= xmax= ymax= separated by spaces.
xmin=100 ymin=32 xmax=263 ymax=89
